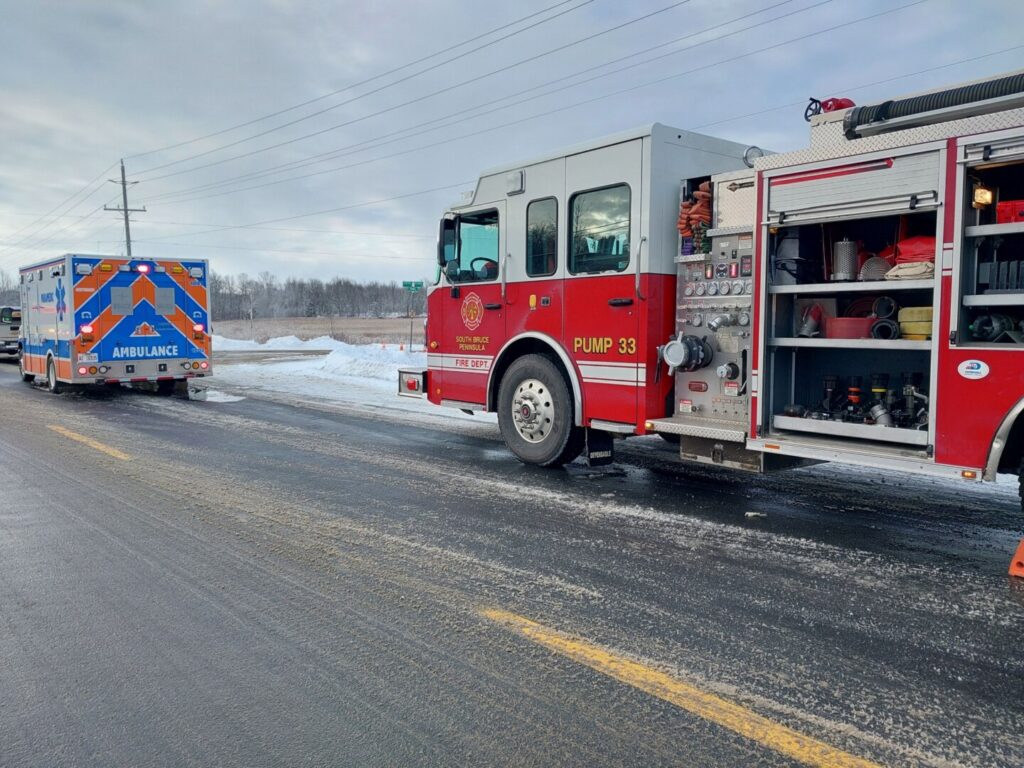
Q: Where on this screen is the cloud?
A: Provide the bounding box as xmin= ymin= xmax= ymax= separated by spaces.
xmin=1 ymin=0 xmax=1022 ymax=282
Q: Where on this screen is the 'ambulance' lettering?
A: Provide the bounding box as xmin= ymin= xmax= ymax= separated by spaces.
xmin=112 ymin=345 xmax=180 ymax=359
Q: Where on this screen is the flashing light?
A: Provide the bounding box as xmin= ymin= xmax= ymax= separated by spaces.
xmin=973 ymin=185 xmax=993 ymax=208
xmin=136 ymin=263 xmax=151 ymax=273
xmin=199 ymin=361 xmax=209 ymax=370
xmin=80 ymin=324 xmax=94 ymax=335
xmin=405 ymin=377 xmax=419 ymax=391
xmin=77 ymin=366 xmax=88 ymax=375
xmin=193 ymin=323 xmax=205 ymax=333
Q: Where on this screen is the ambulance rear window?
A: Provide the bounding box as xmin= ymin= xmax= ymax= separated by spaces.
xmin=569 ymin=184 xmax=630 ymax=274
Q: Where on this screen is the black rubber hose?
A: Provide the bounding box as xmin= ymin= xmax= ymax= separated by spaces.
xmin=871 ymin=318 xmax=901 ymax=340
xmin=845 ymin=72 xmax=1024 ymax=138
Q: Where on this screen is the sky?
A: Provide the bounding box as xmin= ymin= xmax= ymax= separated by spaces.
xmin=0 ymin=0 xmax=1022 ymax=285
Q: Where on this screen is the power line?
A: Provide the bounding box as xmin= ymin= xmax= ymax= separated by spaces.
xmin=98 ymin=239 xmax=425 ymax=261
xmin=0 ymin=161 xmax=118 ymax=256
xmin=132 ymin=0 xmax=597 ymax=174
xmin=140 ymin=181 xmax=476 ymax=243
xmin=143 ymin=0 xmax=802 ymax=203
xmin=124 ymin=0 xmax=584 ymax=161
xmin=145 ymin=0 xmax=927 ymax=211
xmin=135 ymin=0 xmax=695 ymax=181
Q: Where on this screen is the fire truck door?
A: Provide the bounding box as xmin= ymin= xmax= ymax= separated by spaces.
xmin=436 ymin=201 xmax=507 ymax=406
xmin=564 ymin=140 xmax=644 ymax=428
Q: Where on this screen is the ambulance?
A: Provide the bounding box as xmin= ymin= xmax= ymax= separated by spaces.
xmin=18 ymin=254 xmax=212 ymax=393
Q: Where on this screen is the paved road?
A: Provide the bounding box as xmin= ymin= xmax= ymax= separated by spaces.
xmin=1 ymin=358 xmax=1022 ymax=767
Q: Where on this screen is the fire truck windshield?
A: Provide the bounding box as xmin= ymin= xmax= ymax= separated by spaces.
xmin=448 ymin=209 xmax=499 ymax=283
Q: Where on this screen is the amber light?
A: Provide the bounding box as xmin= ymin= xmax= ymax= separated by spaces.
xmin=961 ymin=470 xmax=978 ymax=479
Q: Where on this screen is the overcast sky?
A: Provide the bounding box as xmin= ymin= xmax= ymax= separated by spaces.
xmin=1 ymin=0 xmax=1022 ymax=284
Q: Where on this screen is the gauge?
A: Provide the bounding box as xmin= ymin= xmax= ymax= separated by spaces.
xmin=715 ymin=263 xmax=729 ymax=278
xmin=690 ymin=313 xmax=703 ymax=327
xmin=683 ymin=285 xmax=694 ymax=297
xmin=737 ymin=312 xmax=750 ymax=327
xmin=731 ymin=280 xmax=743 ymax=295
xmin=744 ymin=280 xmax=753 ymax=294
xmin=706 ymin=282 xmax=719 ymax=296
xmin=695 ymin=284 xmax=706 ymax=296
xmin=719 ymin=281 xmax=731 ymax=295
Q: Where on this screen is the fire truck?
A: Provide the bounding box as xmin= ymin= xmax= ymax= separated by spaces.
xmin=18 ymin=254 xmax=212 ymax=394
xmin=400 ymin=70 xmax=1024 ymax=511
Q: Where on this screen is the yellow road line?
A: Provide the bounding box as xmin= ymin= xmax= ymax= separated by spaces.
xmin=47 ymin=425 xmax=131 ymax=461
xmin=482 ymin=608 xmax=881 ymax=768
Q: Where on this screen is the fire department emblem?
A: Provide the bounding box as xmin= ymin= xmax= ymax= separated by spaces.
xmin=131 ymin=322 xmax=159 ymax=337
xmin=461 ymin=291 xmax=484 ymax=331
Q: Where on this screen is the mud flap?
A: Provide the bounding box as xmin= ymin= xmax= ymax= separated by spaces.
xmin=585 ymin=428 xmax=615 ymax=467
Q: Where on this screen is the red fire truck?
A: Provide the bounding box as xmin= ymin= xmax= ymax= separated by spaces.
xmin=400 ymin=70 xmax=1024 ymax=511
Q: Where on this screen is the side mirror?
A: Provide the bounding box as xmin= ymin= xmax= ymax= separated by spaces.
xmin=438 ymin=216 xmax=457 ymax=267
xmin=444 ymin=260 xmax=460 ymax=281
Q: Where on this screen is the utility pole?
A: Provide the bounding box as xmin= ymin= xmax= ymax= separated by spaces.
xmin=104 ymin=159 xmax=146 ymax=257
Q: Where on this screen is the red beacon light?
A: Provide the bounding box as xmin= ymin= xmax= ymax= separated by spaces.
xmin=80 ymin=324 xmax=94 ymax=334
xmin=193 ymin=323 xmax=205 ymax=333
xmin=136 ymin=263 xmax=151 ymax=273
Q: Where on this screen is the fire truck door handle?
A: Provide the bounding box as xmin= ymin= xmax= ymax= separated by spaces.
xmin=484 ymin=303 xmax=502 ymax=311
xmin=608 ymin=297 xmax=634 ymax=307
xmin=634 ymin=235 xmax=648 ymax=300
xmin=501 ymin=252 xmax=510 ymax=302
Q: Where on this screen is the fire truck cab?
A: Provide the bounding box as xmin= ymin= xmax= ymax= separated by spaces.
xmin=408 ymin=125 xmax=751 ymax=465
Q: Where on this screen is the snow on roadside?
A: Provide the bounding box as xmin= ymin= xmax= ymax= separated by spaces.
xmin=209 ymin=334 xmax=490 ymax=424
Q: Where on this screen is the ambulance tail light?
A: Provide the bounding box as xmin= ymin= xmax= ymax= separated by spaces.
xmin=80 ymin=323 xmax=95 ymax=342
xmin=405 ymin=377 xmax=420 ymax=392
xmin=77 ymin=366 xmax=88 ymax=375
xmin=199 ymin=361 xmax=209 ymax=370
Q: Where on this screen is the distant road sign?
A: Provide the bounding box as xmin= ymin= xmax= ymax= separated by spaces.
xmin=402 ymin=281 xmax=424 ymax=292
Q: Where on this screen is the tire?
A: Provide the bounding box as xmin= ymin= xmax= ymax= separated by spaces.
xmin=498 ymin=354 xmax=583 ymax=467
xmin=156 ymin=380 xmax=175 ymax=397
xmin=46 ymin=358 xmax=62 ymax=394
xmin=19 ymin=353 xmax=34 ymax=383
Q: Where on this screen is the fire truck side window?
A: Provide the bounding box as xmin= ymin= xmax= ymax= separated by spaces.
xmin=569 ymin=184 xmax=630 ymax=274
xmin=451 ymin=209 xmax=499 ymax=283
xmin=526 ymin=198 xmax=558 ymax=277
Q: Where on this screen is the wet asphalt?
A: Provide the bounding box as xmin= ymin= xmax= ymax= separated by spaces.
xmin=0 ymin=357 xmax=1022 ymax=767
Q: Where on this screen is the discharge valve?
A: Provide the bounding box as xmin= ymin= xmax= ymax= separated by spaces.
xmin=661 ymin=333 xmax=714 ymax=374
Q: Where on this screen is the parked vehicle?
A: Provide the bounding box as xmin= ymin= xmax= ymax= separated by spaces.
xmin=401 ymin=71 xmax=1024 ymax=510
xmin=0 ymin=305 xmax=20 ymax=357
xmin=19 ymin=254 xmax=212 ymax=394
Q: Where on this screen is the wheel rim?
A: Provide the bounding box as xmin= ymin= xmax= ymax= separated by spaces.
xmin=48 ymin=362 xmax=55 ymax=390
xmin=511 ymin=378 xmax=554 ymax=444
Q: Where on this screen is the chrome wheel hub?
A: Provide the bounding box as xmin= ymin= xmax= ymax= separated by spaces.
xmin=512 ymin=378 xmax=554 ymax=443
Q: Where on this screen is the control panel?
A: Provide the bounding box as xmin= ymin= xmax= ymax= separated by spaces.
xmin=674 ymin=230 xmax=754 ymax=423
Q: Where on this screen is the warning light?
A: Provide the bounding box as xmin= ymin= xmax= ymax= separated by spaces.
xmin=199 ymin=361 xmax=209 ymax=370
xmin=961 ymin=470 xmax=978 ymax=479
xmin=77 ymin=366 xmax=88 ymax=375
xmin=80 ymin=324 xmax=94 ymax=335
xmin=405 ymin=378 xmax=420 ymax=391
xmin=688 ymin=381 xmax=708 ymax=392
xmin=192 ymin=323 xmax=205 ymax=333
xmin=192 ymin=362 xmax=200 ymax=369
xmin=136 ymin=263 xmax=151 ymax=273
xmin=89 ymin=366 xmax=98 ymax=374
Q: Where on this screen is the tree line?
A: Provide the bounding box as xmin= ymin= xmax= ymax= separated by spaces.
xmin=0 ymin=268 xmax=428 ymax=319
xmin=209 ymin=271 xmax=428 ymax=321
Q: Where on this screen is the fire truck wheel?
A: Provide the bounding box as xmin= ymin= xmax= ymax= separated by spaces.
xmin=498 ymin=354 xmax=581 ymax=467
xmin=18 ymin=354 xmax=34 ymax=383
xmin=46 ymin=358 xmax=62 ymax=394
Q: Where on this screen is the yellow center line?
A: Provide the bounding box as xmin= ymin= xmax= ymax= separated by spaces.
xmin=47 ymin=425 xmax=131 ymax=461
xmin=482 ymin=608 xmax=882 ymax=768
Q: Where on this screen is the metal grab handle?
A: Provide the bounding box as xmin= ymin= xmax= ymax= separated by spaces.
xmin=484 ymin=303 xmax=502 ymax=310
xmin=634 ymin=235 xmax=648 ymax=300
xmin=608 ymin=297 xmax=634 ymax=307
xmin=501 ymin=251 xmax=510 ymax=302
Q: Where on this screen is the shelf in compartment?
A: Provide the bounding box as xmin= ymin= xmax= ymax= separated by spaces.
xmin=963 ymin=292 xmax=1024 ymax=307
xmin=769 ymin=337 xmax=931 ymax=350
xmin=772 ymin=415 xmax=929 ymax=446
xmin=768 ymin=279 xmax=934 ymax=294
xmin=964 ymin=221 xmax=1024 ymax=238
